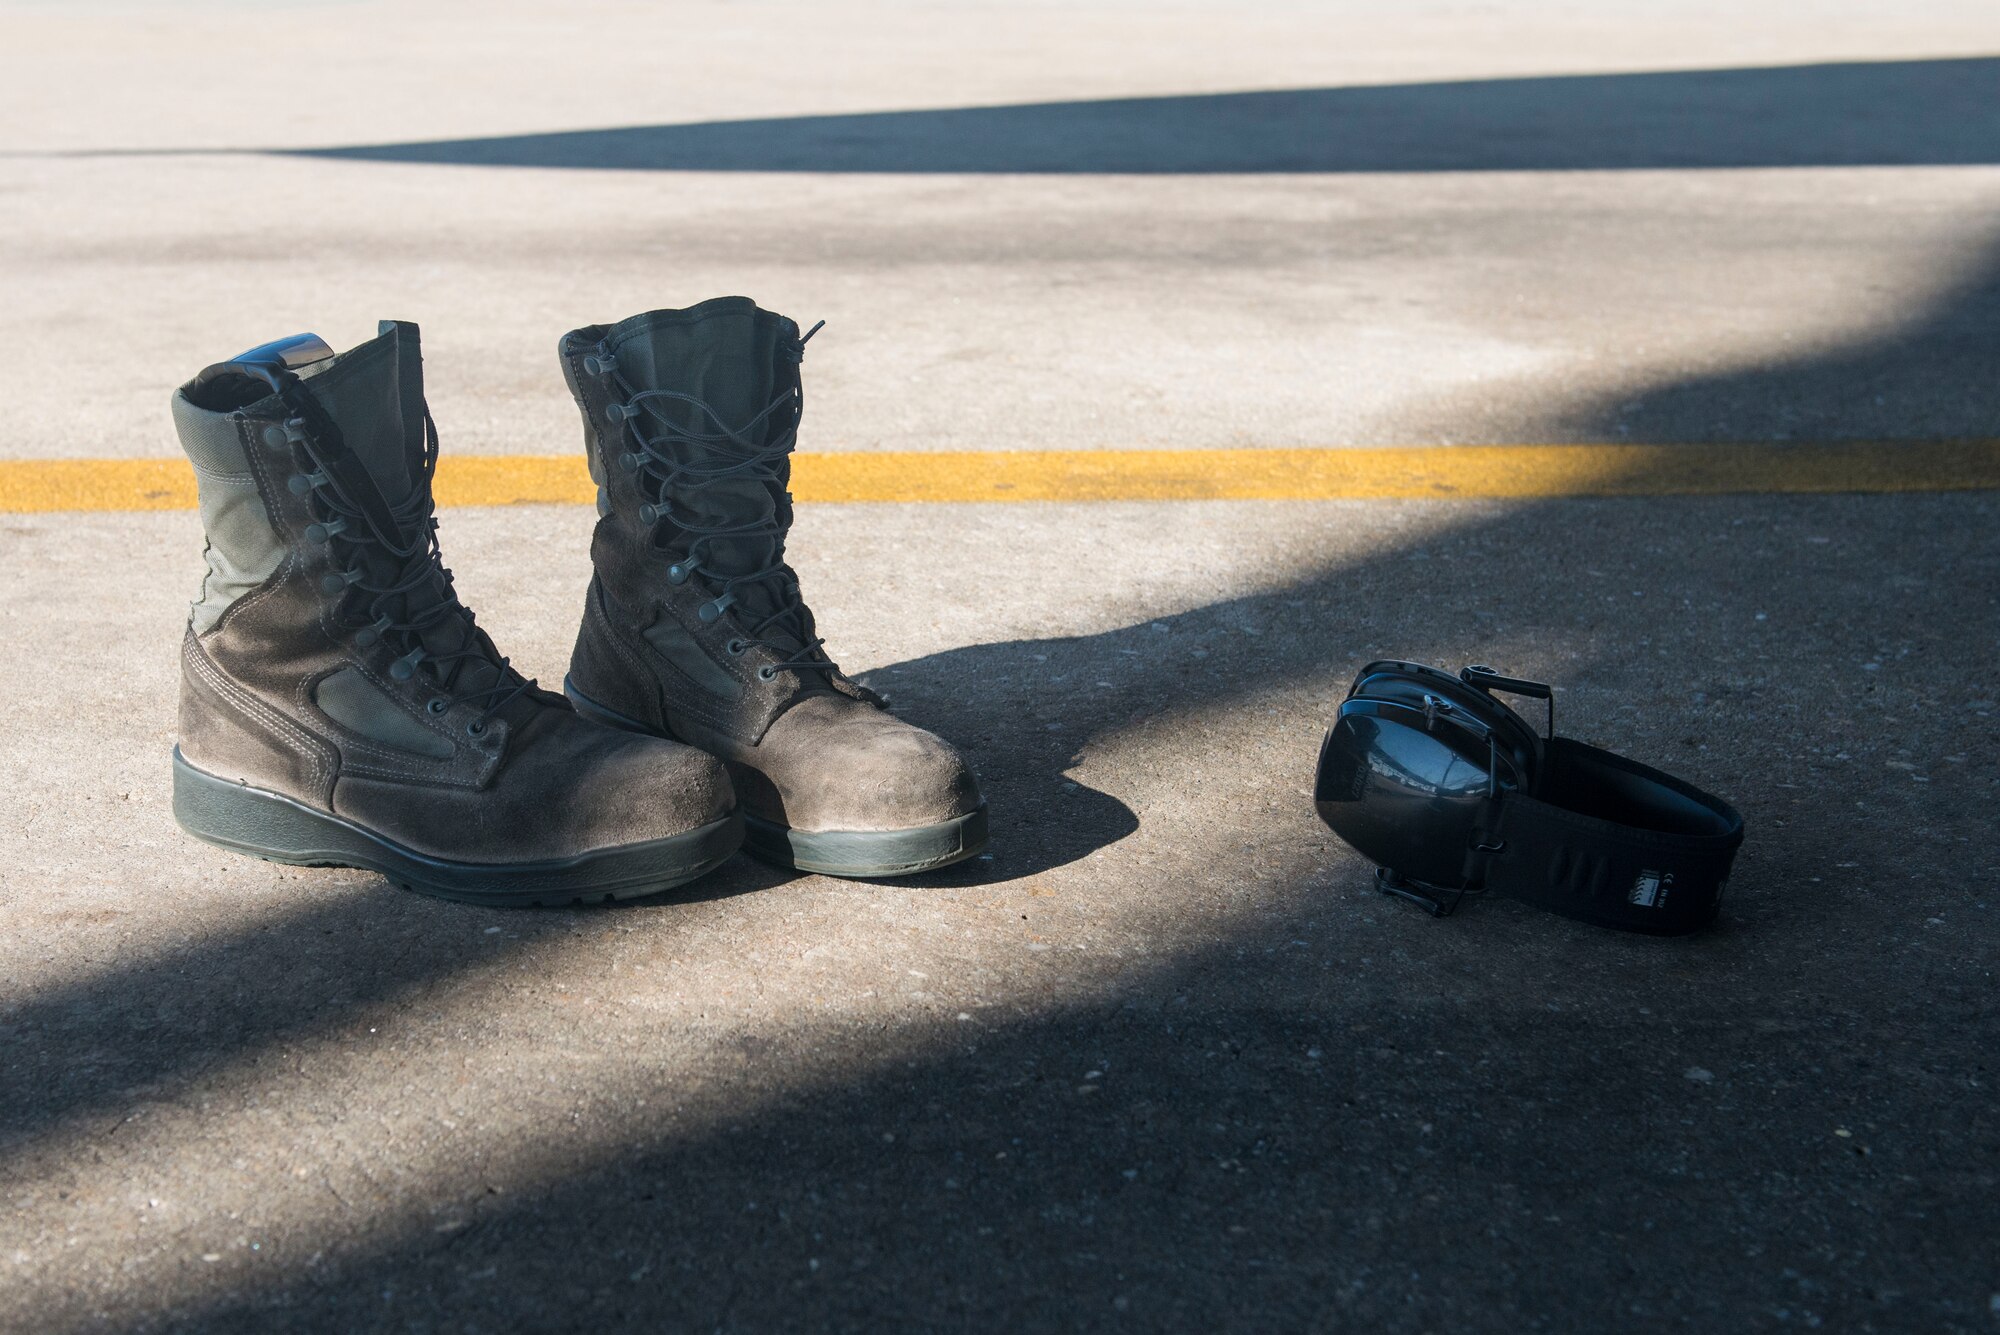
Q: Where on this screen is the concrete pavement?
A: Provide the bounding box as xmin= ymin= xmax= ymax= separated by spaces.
xmin=2 ymin=3 xmax=1997 ymax=1331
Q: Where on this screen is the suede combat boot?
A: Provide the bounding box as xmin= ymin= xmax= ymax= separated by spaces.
xmin=556 ymin=298 xmax=987 ymax=877
xmin=170 ymin=323 xmax=740 ymax=904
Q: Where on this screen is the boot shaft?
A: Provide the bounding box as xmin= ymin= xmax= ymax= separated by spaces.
xmin=174 ymin=321 xmax=514 ymax=697
xmin=556 ymin=302 xmax=988 ymax=874
xmin=171 ymin=323 xmax=528 ymax=805
xmin=560 ymin=297 xmax=813 ymax=643
xmin=174 ymin=320 xmax=431 ymax=634
xmin=168 ymin=325 xmax=744 ymax=892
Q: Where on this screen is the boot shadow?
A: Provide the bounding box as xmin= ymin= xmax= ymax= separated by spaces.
xmin=592 ymin=852 xmax=803 ymax=907
xmin=849 ymin=634 xmax=1145 ymax=887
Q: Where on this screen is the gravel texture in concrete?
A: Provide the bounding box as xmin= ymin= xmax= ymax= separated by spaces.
xmin=2 ymin=3 xmax=1998 ymax=1332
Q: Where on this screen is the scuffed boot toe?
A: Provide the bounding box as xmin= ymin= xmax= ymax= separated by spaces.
xmin=580 ymin=728 xmax=740 ymax=850
xmin=735 ymin=697 xmax=988 ymax=877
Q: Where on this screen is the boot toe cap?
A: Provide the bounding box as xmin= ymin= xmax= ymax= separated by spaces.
xmin=583 ymin=733 xmax=736 ymax=845
xmin=754 ymin=697 xmax=982 ymax=833
xmin=855 ymin=731 xmax=982 ymax=829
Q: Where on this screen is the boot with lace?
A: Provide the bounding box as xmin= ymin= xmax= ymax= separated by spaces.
xmin=557 ymin=298 xmax=987 ymax=877
xmin=170 ymin=323 xmax=741 ymax=904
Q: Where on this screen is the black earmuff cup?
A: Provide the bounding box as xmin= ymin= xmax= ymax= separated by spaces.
xmin=1348 ymin=659 xmax=1545 ymax=786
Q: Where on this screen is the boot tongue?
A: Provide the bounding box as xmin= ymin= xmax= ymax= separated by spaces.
xmin=611 ymin=300 xmax=804 ymax=648
xmin=304 ymin=323 xmax=515 ymax=702
xmin=299 ymin=320 xmax=426 ymax=507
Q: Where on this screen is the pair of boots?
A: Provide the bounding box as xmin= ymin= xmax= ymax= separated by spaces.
xmin=170 ymin=298 xmax=987 ymax=904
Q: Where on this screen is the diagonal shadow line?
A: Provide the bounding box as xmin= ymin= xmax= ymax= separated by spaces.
xmin=15 ymin=467 xmax=2000 ymax=1327
xmin=819 ymin=237 xmax=2000 ymax=881
xmin=0 ymin=492 xmax=1593 ymax=1169
xmin=0 ymin=541 xmax=1352 ymax=1165
xmin=41 ymin=478 xmax=2000 ymax=1332
xmin=284 ymin=59 xmax=2000 ymax=173
xmin=8 ymin=211 xmax=2000 ymax=1188
xmin=129 ymin=932 xmax=2000 ymax=1333
xmin=20 ymin=58 xmax=2000 ymax=174
xmin=1568 ymin=229 xmax=2000 ymax=446
xmin=8 ymin=211 xmax=2000 ymax=1329
xmin=47 ymin=453 xmax=2000 ymax=1327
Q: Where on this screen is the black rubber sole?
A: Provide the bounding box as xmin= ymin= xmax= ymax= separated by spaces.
xmin=743 ymin=805 xmax=989 ymax=878
xmin=171 ymin=748 xmax=743 ymax=907
xmin=566 ymin=676 xmax=990 ymax=879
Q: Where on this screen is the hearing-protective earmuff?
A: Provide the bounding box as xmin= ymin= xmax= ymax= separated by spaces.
xmin=1315 ymin=662 xmax=1744 ymax=934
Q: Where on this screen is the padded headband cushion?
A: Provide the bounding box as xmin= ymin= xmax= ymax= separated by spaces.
xmin=1483 ymin=738 xmax=1745 ymax=935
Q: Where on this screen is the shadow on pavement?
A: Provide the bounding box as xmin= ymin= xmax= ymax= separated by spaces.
xmin=282 ymin=58 xmax=2000 ymax=174
xmin=0 ymin=860 xmax=792 ymax=1157
xmin=227 ymin=219 xmax=1979 ymax=1327
xmin=8 ymin=192 xmax=2000 ymax=1331
xmin=161 ymin=939 xmax=1997 ymax=1333
xmin=13 ymin=473 xmax=1992 ymax=1331
xmin=89 ymin=478 xmax=2000 ymax=1330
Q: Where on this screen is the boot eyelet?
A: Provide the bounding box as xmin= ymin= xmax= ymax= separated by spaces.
xmin=466 ymin=720 xmax=487 ymax=738
xmin=287 ymin=471 xmax=327 ymax=496
xmin=667 ymin=561 xmax=696 ymax=585
xmin=606 ymin=402 xmax=634 ymax=424
xmin=262 ymin=419 xmax=309 ymax=449
xmin=697 ymin=592 xmax=737 ymax=624
xmin=619 ymin=452 xmax=641 ymax=473
xmin=726 ymin=639 xmax=746 ymax=657
xmin=427 ymin=697 xmax=448 ymax=715
xmin=638 ymin=503 xmax=659 ymax=525
xmin=757 ymin=666 xmax=779 ymax=683
xmin=304 ymin=518 xmax=346 ymax=546
xmin=583 ymin=352 xmax=617 ymax=377
xmin=354 ymin=615 xmax=393 ymax=649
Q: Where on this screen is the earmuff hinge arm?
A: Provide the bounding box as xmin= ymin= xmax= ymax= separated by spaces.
xmin=1462 ymin=663 xmax=1555 ymax=740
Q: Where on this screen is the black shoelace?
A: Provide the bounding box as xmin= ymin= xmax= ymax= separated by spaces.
xmin=585 ymin=326 xmax=838 ymax=681
xmin=272 ymin=375 xmax=532 ymax=733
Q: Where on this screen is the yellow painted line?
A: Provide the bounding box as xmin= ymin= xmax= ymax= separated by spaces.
xmin=795 ymin=442 xmax=2000 ymax=502
xmin=3 ymin=442 xmax=1998 ymax=513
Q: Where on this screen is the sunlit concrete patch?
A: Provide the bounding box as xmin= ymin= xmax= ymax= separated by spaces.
xmin=12 ymin=2 xmax=1998 ymax=158
xmin=6 ymin=158 xmax=2000 ymax=463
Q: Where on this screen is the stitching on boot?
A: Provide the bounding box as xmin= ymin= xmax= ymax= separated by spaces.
xmin=593 ymin=582 xmax=654 ymax=679
xmin=213 ymin=416 xmax=299 ymax=634
xmin=292 ymin=671 xmax=428 ymax=787
xmin=293 ymin=673 xmax=436 ymax=786
xmin=334 ymin=724 xmax=495 ymax=787
xmin=186 ymin=457 xmax=257 ymax=485
xmin=183 ymin=630 xmax=335 ymax=798
xmin=636 ymin=599 xmax=765 ymax=740
xmin=580 ymin=580 xmax=668 ymax=727
xmin=216 ymin=547 xmax=296 ymax=635
xmin=348 ymin=657 xmax=466 ymax=756
xmin=339 ymin=757 xmax=471 ymax=784
xmin=300 ymin=662 xmax=496 ymax=789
